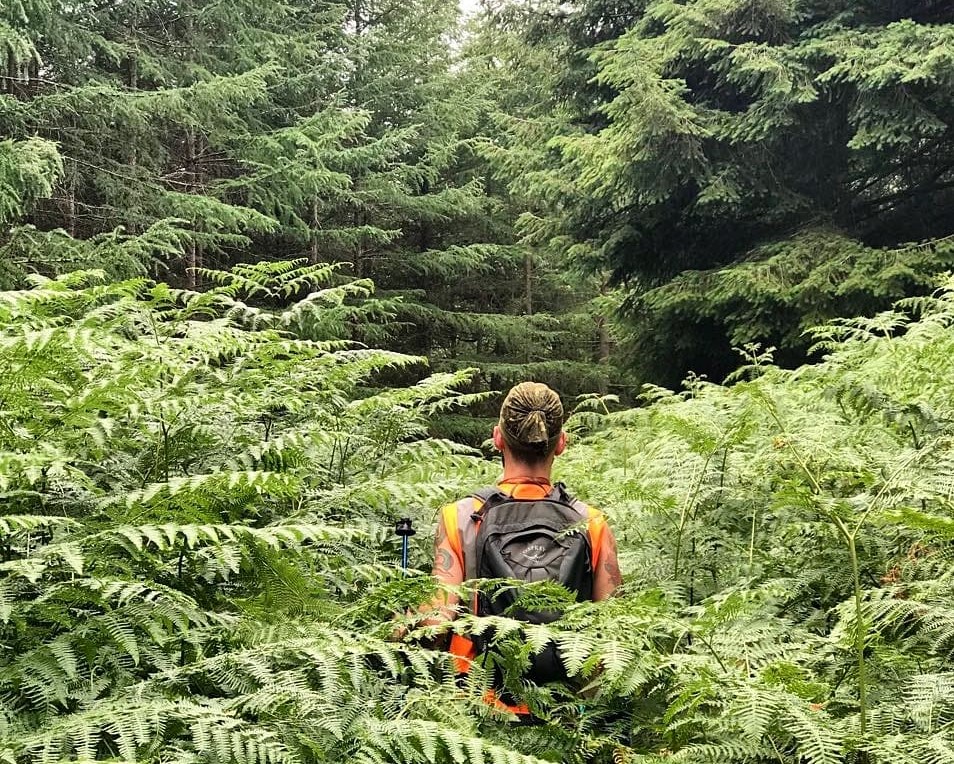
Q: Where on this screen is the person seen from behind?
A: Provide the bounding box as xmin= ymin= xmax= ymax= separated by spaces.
xmin=425 ymin=382 xmax=622 ymax=716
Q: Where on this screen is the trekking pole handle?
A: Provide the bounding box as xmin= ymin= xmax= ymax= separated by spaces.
xmin=395 ymin=518 xmax=416 ymax=573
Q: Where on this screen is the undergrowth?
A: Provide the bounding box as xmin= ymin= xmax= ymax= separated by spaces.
xmin=2 ymin=262 xmax=953 ymax=762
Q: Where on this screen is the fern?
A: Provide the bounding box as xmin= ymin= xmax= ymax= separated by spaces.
xmin=8 ymin=262 xmax=954 ymax=763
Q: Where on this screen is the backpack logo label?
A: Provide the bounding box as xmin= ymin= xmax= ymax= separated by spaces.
xmin=523 ymin=543 xmax=547 ymax=562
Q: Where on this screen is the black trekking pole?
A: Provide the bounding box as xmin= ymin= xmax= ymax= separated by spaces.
xmin=395 ymin=518 xmax=416 ymax=575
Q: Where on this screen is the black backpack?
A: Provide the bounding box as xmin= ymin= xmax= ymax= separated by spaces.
xmin=470 ymin=483 xmax=594 ymax=683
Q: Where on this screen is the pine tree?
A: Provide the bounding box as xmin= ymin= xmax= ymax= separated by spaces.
xmin=306 ymin=0 xmax=615 ymax=437
xmin=458 ymin=10 xmax=619 ymax=397
xmin=2 ymin=0 xmax=612 ymax=429
xmin=483 ymin=0 xmax=954 ymax=385
xmin=0 ymin=0 xmax=385 ymax=287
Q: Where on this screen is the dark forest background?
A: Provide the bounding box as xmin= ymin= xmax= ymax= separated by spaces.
xmin=3 ymin=0 xmax=954 ymax=399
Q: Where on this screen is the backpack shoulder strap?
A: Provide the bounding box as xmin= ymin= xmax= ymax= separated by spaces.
xmin=469 ymin=485 xmax=508 ymax=523
xmin=553 ymin=483 xmax=606 ymax=566
xmin=549 ymin=481 xmax=576 ymax=506
xmin=442 ymin=494 xmax=486 ymax=559
xmin=551 ymin=482 xmax=589 ymax=522
xmin=442 ymin=492 xmax=493 ymax=582
xmin=472 ymin=484 xmax=503 ymax=507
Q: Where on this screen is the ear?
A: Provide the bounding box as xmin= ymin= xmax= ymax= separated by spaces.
xmin=554 ymin=431 xmax=568 ymax=456
xmin=492 ymin=425 xmax=505 ymax=451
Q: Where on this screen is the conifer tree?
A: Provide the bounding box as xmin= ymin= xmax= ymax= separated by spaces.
xmin=1 ymin=0 xmax=611 ymax=425
xmin=0 ymin=0 xmax=286 ymax=282
xmin=459 ymin=11 xmax=618 ymax=394
xmin=0 ymin=137 xmax=61 ymax=285
xmin=484 ymin=0 xmax=954 ymax=385
xmin=311 ymin=0 xmax=615 ymax=434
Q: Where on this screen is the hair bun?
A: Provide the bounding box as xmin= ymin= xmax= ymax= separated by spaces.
xmin=498 ymin=382 xmax=564 ymax=452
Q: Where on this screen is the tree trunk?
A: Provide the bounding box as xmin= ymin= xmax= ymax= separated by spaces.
xmin=597 ymin=316 xmax=611 ymax=363
xmin=27 ymin=57 xmax=38 ymax=96
xmin=186 ymin=129 xmax=197 ymax=289
xmin=419 ymin=178 xmax=431 ymax=251
xmin=186 ymin=243 xmax=197 ymax=289
xmin=126 ymin=55 xmax=139 ymax=235
xmin=126 ymin=55 xmax=138 ymax=90
xmin=596 ymin=278 xmax=613 ymax=393
xmin=195 ymin=131 xmax=206 ymax=284
xmin=597 ymin=278 xmax=612 ymax=362
xmin=5 ymin=49 xmax=16 ymax=94
xmin=310 ymin=200 xmax=320 ymax=264
xmin=354 ymin=209 xmax=364 ymax=277
xmin=524 ymin=251 xmax=533 ymax=316
xmin=67 ymin=163 xmax=77 ymax=237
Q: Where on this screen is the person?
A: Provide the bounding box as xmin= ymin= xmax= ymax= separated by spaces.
xmin=424 ymin=381 xmax=622 ymax=715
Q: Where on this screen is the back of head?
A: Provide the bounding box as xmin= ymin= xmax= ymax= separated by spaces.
xmin=498 ymin=382 xmax=564 ymax=463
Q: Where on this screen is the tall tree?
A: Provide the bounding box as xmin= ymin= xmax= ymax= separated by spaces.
xmin=0 ymin=0 xmax=289 ymax=282
xmin=485 ymin=0 xmax=954 ymax=385
xmin=1 ymin=0 xmax=612 ymax=425
xmin=320 ymin=0 xmax=615 ymax=435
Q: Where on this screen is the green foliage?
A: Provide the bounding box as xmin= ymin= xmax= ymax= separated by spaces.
xmin=10 ymin=255 xmax=954 ymax=764
xmin=0 ymin=262 xmax=513 ymax=763
xmin=0 ymin=138 xmax=60 ymax=227
xmin=14 ymin=0 xmax=954 ymax=761
xmin=624 ymin=229 xmax=954 ymax=383
xmin=478 ymin=0 xmax=954 ymax=383
xmin=0 ymin=0 xmax=611 ymax=428
xmin=535 ymin=273 xmax=954 ymax=762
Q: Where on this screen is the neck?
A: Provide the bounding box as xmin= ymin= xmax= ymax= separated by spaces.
xmin=501 ymin=459 xmax=552 ymax=484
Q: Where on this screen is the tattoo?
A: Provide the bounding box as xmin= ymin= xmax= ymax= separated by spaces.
xmin=435 ymin=548 xmax=454 ymax=573
xmin=603 ymin=557 xmax=623 ymax=587
xmin=602 ymin=533 xmax=623 ymax=589
xmin=433 ymin=518 xmax=454 ymax=574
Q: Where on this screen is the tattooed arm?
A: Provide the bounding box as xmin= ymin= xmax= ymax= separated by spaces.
xmin=421 ymin=511 xmax=463 ymax=625
xmin=593 ymin=524 xmax=623 ymax=600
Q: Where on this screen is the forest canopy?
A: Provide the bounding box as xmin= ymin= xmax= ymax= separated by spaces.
xmin=470 ymin=0 xmax=954 ymax=383
xmin=5 ymin=0 xmax=953 ymax=387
